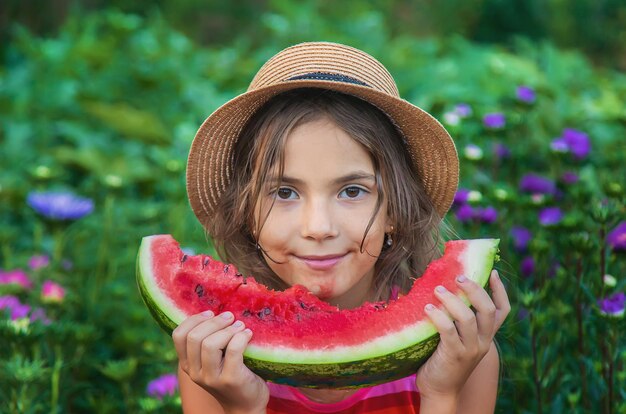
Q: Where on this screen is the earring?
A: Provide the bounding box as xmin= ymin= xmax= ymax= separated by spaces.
xmin=385 ymin=233 xmax=393 ymax=247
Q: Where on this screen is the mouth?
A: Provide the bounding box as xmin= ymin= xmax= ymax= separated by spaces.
xmin=295 ymin=253 xmax=348 ymax=271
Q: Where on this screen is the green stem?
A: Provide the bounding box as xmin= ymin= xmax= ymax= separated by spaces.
xmin=121 ymin=381 xmax=133 ymax=412
xmin=530 ymin=312 xmax=543 ymax=414
xmin=51 ymin=345 xmax=63 ymax=414
xmin=52 ymin=227 xmax=66 ymax=268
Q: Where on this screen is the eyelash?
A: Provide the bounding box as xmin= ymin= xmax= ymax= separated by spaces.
xmin=271 ymin=186 xmax=369 ymax=200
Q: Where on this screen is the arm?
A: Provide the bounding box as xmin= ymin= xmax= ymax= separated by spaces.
xmin=456 ymin=341 xmax=500 ymax=414
xmin=419 ymin=343 xmax=499 ymax=414
xmin=418 ymin=270 xmax=510 ymax=414
xmin=179 ymin=364 xmax=225 ymax=414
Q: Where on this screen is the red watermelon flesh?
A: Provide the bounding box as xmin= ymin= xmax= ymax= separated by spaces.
xmin=137 ymin=234 xmax=499 ymax=388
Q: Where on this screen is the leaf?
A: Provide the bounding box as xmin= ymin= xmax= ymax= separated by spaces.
xmin=83 ymin=101 xmax=170 ymax=145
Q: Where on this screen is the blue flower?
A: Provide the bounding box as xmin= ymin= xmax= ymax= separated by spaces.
xmin=519 ymin=174 xmax=556 ymax=196
xmin=483 ymin=112 xmax=506 ymax=129
xmin=510 ymin=226 xmax=532 ymax=252
xmin=597 ymin=292 xmax=625 ymax=318
xmin=538 ymin=207 xmax=563 ymax=226
xmin=27 ymin=191 xmax=94 ymax=220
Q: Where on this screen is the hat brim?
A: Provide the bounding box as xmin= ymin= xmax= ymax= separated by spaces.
xmin=187 ymin=80 xmax=458 ymax=226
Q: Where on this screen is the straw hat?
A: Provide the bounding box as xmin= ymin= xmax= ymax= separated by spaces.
xmin=187 ymin=42 xmax=458 ymax=225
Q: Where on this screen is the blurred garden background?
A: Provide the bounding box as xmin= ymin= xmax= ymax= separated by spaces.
xmin=1 ymin=0 xmax=625 ymax=413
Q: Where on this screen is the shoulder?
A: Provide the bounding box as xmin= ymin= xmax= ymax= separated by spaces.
xmin=457 ymin=341 xmax=500 ymax=414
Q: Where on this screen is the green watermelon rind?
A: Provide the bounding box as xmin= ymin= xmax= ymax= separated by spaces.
xmin=136 ymin=236 xmax=499 ymax=389
xmin=136 ymin=239 xmax=181 ymax=334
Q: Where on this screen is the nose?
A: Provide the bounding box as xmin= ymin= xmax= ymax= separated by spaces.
xmin=300 ymin=197 xmax=338 ymax=241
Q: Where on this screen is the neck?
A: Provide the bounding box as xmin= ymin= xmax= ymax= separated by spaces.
xmin=298 ymin=387 xmax=358 ymax=404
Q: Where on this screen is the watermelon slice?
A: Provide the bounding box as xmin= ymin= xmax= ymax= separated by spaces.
xmin=137 ymin=235 xmax=499 ymax=389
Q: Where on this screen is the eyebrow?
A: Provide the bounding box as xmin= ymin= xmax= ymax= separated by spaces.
xmin=269 ymin=172 xmax=376 ymax=186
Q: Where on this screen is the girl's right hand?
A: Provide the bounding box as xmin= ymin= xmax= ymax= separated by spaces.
xmin=172 ymin=311 xmax=269 ymax=414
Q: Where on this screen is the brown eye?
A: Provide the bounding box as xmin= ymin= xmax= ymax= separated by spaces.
xmin=340 ymin=186 xmax=366 ymax=199
xmin=277 ymin=188 xmax=296 ymax=199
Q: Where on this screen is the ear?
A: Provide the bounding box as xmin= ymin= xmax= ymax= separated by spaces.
xmin=385 ymin=217 xmax=394 ymax=234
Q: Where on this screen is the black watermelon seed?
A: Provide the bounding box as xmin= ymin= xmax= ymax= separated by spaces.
xmin=242 ymin=310 xmax=252 ymax=317
xmin=181 ymin=254 xmax=188 ymax=263
xmin=195 ymin=284 xmax=204 ymax=297
xmin=223 ymin=264 xmax=230 ymax=273
xmin=202 ymin=257 xmax=210 ymax=269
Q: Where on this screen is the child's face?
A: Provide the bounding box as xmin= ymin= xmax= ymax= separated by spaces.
xmin=255 ymin=117 xmax=391 ymax=309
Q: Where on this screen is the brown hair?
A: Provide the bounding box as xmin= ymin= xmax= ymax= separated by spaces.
xmin=204 ymin=88 xmax=444 ymax=301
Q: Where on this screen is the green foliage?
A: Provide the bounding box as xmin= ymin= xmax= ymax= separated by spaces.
xmin=1 ymin=7 xmax=625 ymax=413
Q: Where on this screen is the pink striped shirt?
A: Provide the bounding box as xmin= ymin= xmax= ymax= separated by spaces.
xmin=267 ymin=375 xmax=420 ymax=413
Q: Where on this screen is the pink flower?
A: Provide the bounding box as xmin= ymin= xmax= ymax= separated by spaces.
xmin=41 ymin=280 xmax=66 ymax=303
xmin=147 ymin=373 xmax=178 ymax=399
xmin=28 ymin=255 xmax=50 ymax=270
xmin=0 ymin=269 xmax=33 ymax=290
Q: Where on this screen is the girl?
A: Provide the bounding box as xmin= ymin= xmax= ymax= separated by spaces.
xmin=175 ymin=42 xmax=510 ymax=413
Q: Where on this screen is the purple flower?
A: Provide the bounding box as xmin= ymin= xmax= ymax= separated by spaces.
xmin=483 ymin=112 xmax=506 ymax=129
xmin=597 ymin=292 xmax=625 ymax=317
xmin=551 ymin=129 xmax=591 ymax=160
xmin=607 ymin=222 xmax=626 ymax=251
xmin=516 ymin=85 xmax=536 ymax=103
xmin=562 ymin=128 xmax=591 ymax=160
xmin=519 ymin=174 xmax=556 ymax=195
xmin=520 ymin=256 xmax=535 ymax=278
xmin=539 ymin=207 xmax=563 ymax=226
xmin=493 ymin=142 xmax=511 ymax=160
xmin=0 ymin=295 xmax=28 ymax=320
xmin=0 ymin=295 xmax=50 ymax=323
xmin=0 ymin=269 xmax=33 ymax=290
xmin=510 ymin=226 xmax=532 ymax=252
xmin=561 ymin=171 xmax=579 ymax=185
xmin=477 ymin=206 xmax=498 ymax=224
xmin=550 ymin=137 xmax=569 ymax=153
xmin=455 ymin=204 xmax=474 ymax=223
xmin=29 ymin=307 xmax=51 ymax=324
xmin=27 ymin=191 xmax=94 ymax=221
xmin=453 ymin=188 xmax=471 ymax=206
xmin=147 ymin=373 xmax=178 ymax=399
xmin=517 ymin=307 xmax=529 ymax=320
xmin=28 ymin=255 xmax=50 ymax=270
xmin=454 ymin=103 xmax=472 ymax=118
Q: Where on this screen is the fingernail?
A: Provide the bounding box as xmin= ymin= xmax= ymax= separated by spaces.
xmin=220 ymin=311 xmax=233 ymax=319
xmin=233 ymin=320 xmax=244 ymax=328
xmin=425 ymin=303 xmax=435 ymax=312
xmin=244 ymin=328 xmax=253 ymax=336
xmin=457 ymin=275 xmax=467 ymax=283
xmin=435 ymin=285 xmax=447 ymax=293
xmin=201 ymin=310 xmax=214 ymax=317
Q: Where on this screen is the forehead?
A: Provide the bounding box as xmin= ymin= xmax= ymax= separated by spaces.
xmin=280 ymin=118 xmax=375 ymax=179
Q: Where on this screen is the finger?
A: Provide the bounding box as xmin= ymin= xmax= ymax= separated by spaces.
xmin=455 ymin=275 xmax=496 ymax=344
xmin=186 ymin=312 xmax=237 ymax=377
xmin=221 ymin=328 xmax=254 ymax=383
xmin=172 ymin=311 xmax=214 ymax=371
xmin=199 ymin=315 xmax=246 ymax=377
xmin=489 ymin=270 xmax=511 ymax=330
xmin=434 ymin=284 xmax=478 ymax=349
xmin=424 ymin=303 xmax=463 ymax=352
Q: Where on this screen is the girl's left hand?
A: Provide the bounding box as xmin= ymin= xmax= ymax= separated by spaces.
xmin=416 ymin=269 xmax=510 ymax=399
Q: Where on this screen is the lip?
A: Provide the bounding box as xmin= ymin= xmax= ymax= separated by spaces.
xmin=296 ymin=253 xmax=347 ymax=271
